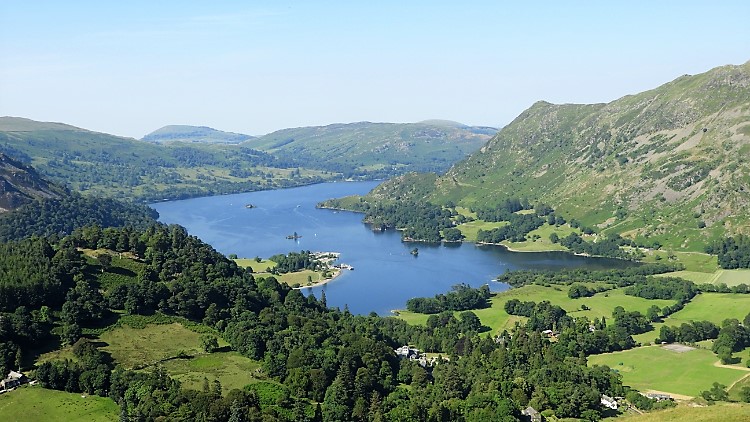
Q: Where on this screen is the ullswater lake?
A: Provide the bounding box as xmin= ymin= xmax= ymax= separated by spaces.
xmin=151 ymin=181 xmax=632 ymax=315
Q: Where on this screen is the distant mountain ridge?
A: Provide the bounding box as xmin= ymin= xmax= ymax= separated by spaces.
xmin=143 ymin=125 xmax=255 ymax=144
xmin=0 ymin=116 xmax=85 ymax=132
xmin=0 ymin=117 xmax=494 ymax=201
xmin=246 ymin=121 xmax=494 ymax=176
xmin=368 ymin=60 xmax=750 ymax=250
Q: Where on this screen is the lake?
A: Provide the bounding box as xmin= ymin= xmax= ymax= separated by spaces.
xmin=151 ymin=181 xmax=631 ymax=315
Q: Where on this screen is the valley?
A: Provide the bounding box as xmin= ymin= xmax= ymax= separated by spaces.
xmin=2 ymin=60 xmax=750 ymax=421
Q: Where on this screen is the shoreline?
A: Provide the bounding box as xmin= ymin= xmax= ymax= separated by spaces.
xmin=476 ymin=241 xmax=569 ymax=254
xmin=293 ymin=268 xmax=344 ymax=290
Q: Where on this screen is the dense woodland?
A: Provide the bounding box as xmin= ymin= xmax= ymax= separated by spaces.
xmin=2 ymin=170 xmax=750 ymax=419
xmin=0 ymin=193 xmax=158 ymax=242
xmin=0 ymin=220 xmax=635 ymax=421
xmin=707 ymin=235 xmax=750 ymax=269
xmin=406 ymin=284 xmax=491 ymax=314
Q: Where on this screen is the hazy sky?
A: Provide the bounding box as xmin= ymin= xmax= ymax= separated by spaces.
xmin=1 ymin=1 xmax=749 ymax=138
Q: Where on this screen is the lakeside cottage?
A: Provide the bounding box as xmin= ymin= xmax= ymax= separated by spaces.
xmin=1 ymin=371 xmax=27 ymax=392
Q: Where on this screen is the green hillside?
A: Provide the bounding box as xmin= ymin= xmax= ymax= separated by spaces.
xmin=368 ymin=61 xmax=750 ymax=250
xmin=0 ymin=152 xmax=66 ymax=212
xmin=0 ymin=117 xmax=491 ymax=201
xmin=247 ymin=121 xmax=493 ymax=178
xmin=0 ymin=117 xmax=329 ymax=201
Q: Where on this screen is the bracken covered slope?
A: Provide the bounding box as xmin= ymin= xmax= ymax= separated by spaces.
xmin=0 ymin=153 xmax=65 ymax=212
xmin=370 ymin=61 xmax=750 ymax=250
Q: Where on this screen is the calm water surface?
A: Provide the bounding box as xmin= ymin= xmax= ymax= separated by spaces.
xmin=151 ymin=182 xmax=630 ymax=315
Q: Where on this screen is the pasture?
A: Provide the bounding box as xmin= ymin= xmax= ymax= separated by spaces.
xmin=502 ymin=223 xmax=579 ymax=252
xmin=0 ymin=385 xmax=118 ymax=421
xmin=100 ymin=322 xmax=208 ymax=368
xmin=611 ymin=402 xmax=750 ymax=421
xmin=159 ymin=351 xmax=264 ymax=392
xmin=456 ymin=220 xmax=508 ymax=242
xmin=395 ymin=284 xmax=676 ymax=334
xmin=588 ymin=345 xmax=749 ymax=397
xmin=656 ymin=293 xmax=750 ymax=326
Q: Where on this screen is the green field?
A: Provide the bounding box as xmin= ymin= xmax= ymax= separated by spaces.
xmin=456 ymin=220 xmax=508 ymax=242
xmin=100 ymin=322 xmax=209 ymax=368
xmin=657 ymin=293 xmax=750 ymax=326
xmin=713 ymin=269 xmax=750 ymax=286
xmin=655 ymin=270 xmax=715 ymax=284
xmin=234 ymin=258 xmax=277 ymax=272
xmin=503 ymin=223 xmax=579 ymax=252
xmin=643 ymin=251 xmax=718 ymax=273
xmin=632 ymin=293 xmax=750 ymax=345
xmin=610 ymin=402 xmax=750 ymax=422
xmin=159 ymin=351 xmax=264 ymax=392
xmin=0 ymin=386 xmax=118 ymax=421
xmin=656 ymin=268 xmax=750 ymax=286
xmin=588 ymin=345 xmax=749 ymax=397
xmin=395 ymin=284 xmax=675 ymax=334
xmin=235 ymin=258 xmax=333 ymax=287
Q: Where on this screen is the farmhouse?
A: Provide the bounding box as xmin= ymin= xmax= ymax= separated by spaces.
xmin=521 ymin=406 xmax=542 ymax=422
xmin=395 ymin=345 xmax=419 ymax=359
xmin=600 ymin=394 xmax=618 ymax=410
xmin=541 ymin=329 xmax=558 ymax=338
xmin=645 ymin=393 xmax=672 ymax=401
xmin=0 ymin=371 xmax=27 ymax=391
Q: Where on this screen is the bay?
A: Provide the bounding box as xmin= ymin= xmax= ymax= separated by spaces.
xmin=151 ymin=181 xmax=632 ymax=315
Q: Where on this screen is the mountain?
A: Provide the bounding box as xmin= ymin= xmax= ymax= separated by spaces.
xmin=0 ymin=117 xmax=328 ymax=201
xmin=142 ymin=125 xmax=255 ymax=144
xmin=0 ymin=117 xmax=492 ymax=201
xmin=0 ymin=152 xmax=65 ymax=212
xmin=246 ymin=121 xmax=495 ymax=177
xmin=368 ymin=60 xmax=750 ymax=250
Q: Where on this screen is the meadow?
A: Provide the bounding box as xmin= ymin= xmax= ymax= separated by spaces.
xmin=609 ymin=402 xmax=750 ymax=421
xmin=395 ymin=284 xmax=676 ymax=334
xmin=502 ymin=223 xmax=579 ymax=252
xmin=655 ymin=293 xmax=750 ymax=326
xmin=100 ymin=322 xmax=221 ymax=369
xmin=159 ymin=351 xmax=265 ymax=392
xmin=235 ymin=257 xmax=333 ymax=287
xmin=0 ymin=385 xmax=119 ymax=421
xmin=588 ymin=345 xmax=749 ymax=397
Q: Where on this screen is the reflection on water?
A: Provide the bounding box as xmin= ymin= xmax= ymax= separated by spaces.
xmin=152 ymin=182 xmax=632 ymax=315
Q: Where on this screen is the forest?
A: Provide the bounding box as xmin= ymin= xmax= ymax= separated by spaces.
xmin=706 ymin=235 xmax=750 ymax=269
xmin=0 ymin=220 xmax=634 ymax=421
xmin=0 ymin=192 xmax=158 ymax=242
xmin=405 ymin=284 xmax=491 ymax=314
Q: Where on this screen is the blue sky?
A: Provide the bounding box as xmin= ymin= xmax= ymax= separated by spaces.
xmin=1 ymin=1 xmax=748 ymax=138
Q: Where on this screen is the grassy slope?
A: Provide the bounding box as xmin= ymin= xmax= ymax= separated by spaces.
xmin=0 ymin=124 xmax=327 ymax=201
xmin=247 ymin=121 xmax=491 ymax=174
xmin=655 ymin=293 xmax=750 ymax=326
xmin=0 ymin=385 xmax=119 ymax=422
xmin=159 ymin=351 xmax=264 ymax=392
xmin=100 ymin=322 xmax=208 ymax=368
xmin=0 ymin=117 xmax=492 ymax=201
xmin=588 ymin=345 xmax=749 ymax=397
xmin=369 ymin=61 xmax=750 ymax=251
xmin=631 ymin=293 xmax=750 ymax=345
xmin=610 ymin=402 xmax=750 ymax=422
xmin=395 ymin=284 xmax=676 ymax=334
xmin=234 ymin=258 xmax=334 ymax=287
